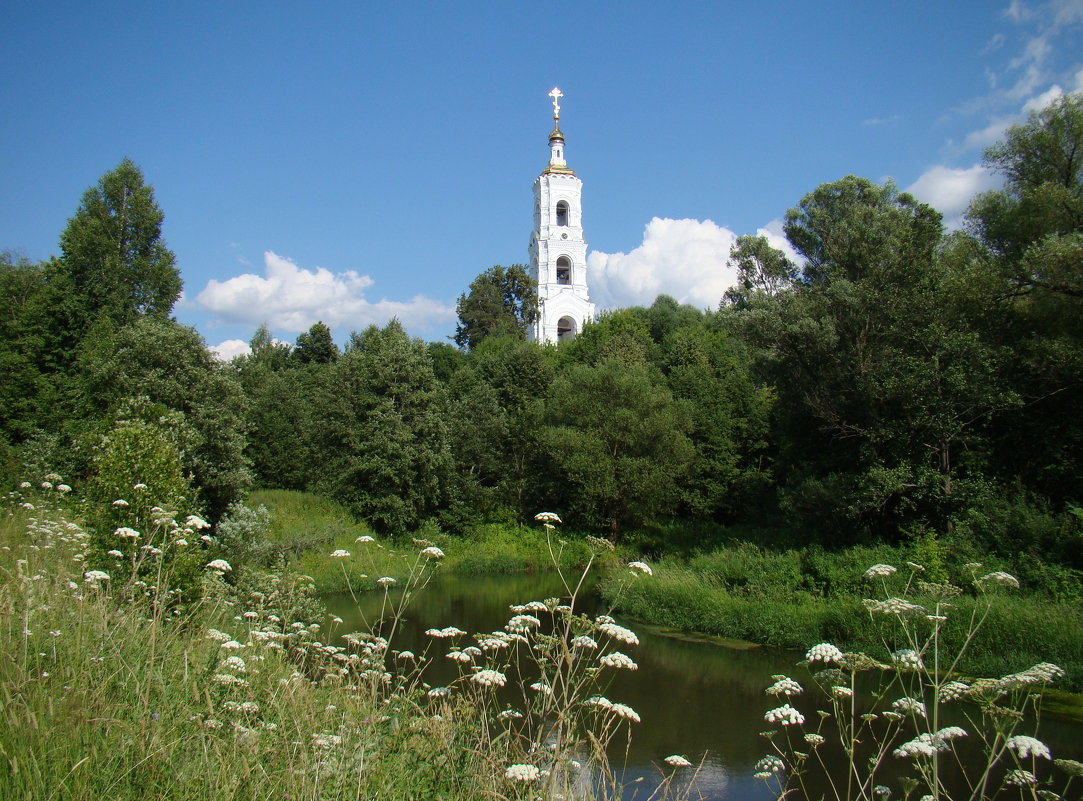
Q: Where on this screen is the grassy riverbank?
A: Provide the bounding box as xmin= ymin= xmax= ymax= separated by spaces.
xmin=0 ymin=491 xmax=649 ymax=801
xmin=600 ymin=543 xmax=1083 ymax=692
xmin=251 ymin=490 xmax=595 ymax=592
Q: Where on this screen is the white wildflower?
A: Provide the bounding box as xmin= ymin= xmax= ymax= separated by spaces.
xmin=355 ymin=535 xmax=375 ymax=543
xmin=805 ymin=643 xmax=843 ymax=663
xmin=979 ymin=571 xmax=1019 ymax=588
xmin=222 ymin=656 xmax=246 ymax=672
xmin=805 ymin=733 xmax=825 ymax=745
xmin=506 ymin=614 xmax=541 ymax=633
xmin=864 ymin=564 xmax=897 ymax=579
xmin=1005 ymin=769 xmax=1037 ymax=786
xmin=599 ymin=651 xmax=638 ymax=670
xmin=107 ymin=549 xmax=123 ymax=558
xmin=892 ymin=697 xmax=927 ymax=718
xmin=376 ymin=576 xmax=396 ymax=586
xmin=664 ymin=754 xmax=692 ymax=767
xmin=755 ymin=755 xmax=786 ymax=774
xmin=472 ymin=669 xmax=507 ymax=688
xmin=115 ymin=527 xmax=140 ymax=539
xmin=206 ymin=628 xmax=231 ymax=642
xmin=83 ymin=570 xmax=110 ymax=583
xmin=206 ymin=559 xmax=232 ymax=573
xmin=938 ymin=680 xmax=969 ymax=701
xmin=497 ymin=709 xmax=523 ymax=720
xmin=766 ymin=676 xmax=803 ymax=696
xmin=427 ymin=686 xmax=452 ymax=698
xmin=57 ymin=484 xmax=71 ymax=493
xmin=530 ymin=682 xmax=552 ymax=695
xmin=330 ymin=549 xmax=350 ymax=558
xmin=133 ymin=483 xmax=148 ymax=491
xmin=1006 ymin=735 xmax=1051 ymax=760
xmin=891 ymin=648 xmax=924 ymax=669
xmin=420 ymin=546 xmax=444 ymax=559
xmin=533 ymin=512 xmax=562 ymax=523
xmin=505 ymin=763 xmax=541 ymax=782
xmin=628 ymin=561 xmax=652 ymax=575
xmin=764 ymin=704 xmax=805 ymax=726
xmin=220 ymin=640 xmax=244 ymax=650
xmin=571 ymin=635 xmax=598 ymax=650
xmin=598 ymin=622 xmax=639 ymax=645
xmin=112 ymin=499 xmax=129 ymax=507
xmin=832 ymin=685 xmax=853 ymax=699
xmin=611 ymin=703 xmax=640 ymax=722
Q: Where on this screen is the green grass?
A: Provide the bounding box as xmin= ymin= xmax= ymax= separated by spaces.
xmin=601 ymin=552 xmax=1083 ymax=692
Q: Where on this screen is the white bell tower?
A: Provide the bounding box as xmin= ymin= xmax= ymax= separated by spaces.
xmin=528 ymin=87 xmax=594 ymax=344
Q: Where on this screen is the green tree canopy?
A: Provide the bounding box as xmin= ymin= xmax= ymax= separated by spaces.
xmin=539 ymin=360 xmax=694 ymax=540
xmin=55 ymin=159 xmax=181 ymax=332
xmin=292 ymin=321 xmax=339 ymax=364
xmin=454 ymin=265 xmax=538 ymax=350
xmin=314 ymin=320 xmax=453 ymax=535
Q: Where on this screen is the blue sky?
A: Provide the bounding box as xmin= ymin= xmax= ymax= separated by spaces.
xmin=3 ymin=1 xmax=1082 ymax=356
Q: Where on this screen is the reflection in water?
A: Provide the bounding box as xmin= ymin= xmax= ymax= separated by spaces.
xmin=324 ymin=572 xmax=1082 ymax=801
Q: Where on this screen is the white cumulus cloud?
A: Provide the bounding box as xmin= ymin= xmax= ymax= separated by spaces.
xmin=906 ymin=164 xmax=1002 ymax=228
xmin=208 ymin=339 xmax=252 ymax=362
xmin=194 ymin=251 xmax=455 ymax=334
xmin=587 ymin=218 xmax=740 ymax=311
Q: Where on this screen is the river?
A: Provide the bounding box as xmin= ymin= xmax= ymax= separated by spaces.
xmin=324 ymin=570 xmax=1083 ymax=800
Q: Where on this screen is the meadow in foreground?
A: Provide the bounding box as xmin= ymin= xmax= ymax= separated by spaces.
xmin=1 ymin=481 xmax=694 ymax=801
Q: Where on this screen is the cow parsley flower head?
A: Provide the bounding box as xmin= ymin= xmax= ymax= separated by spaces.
xmin=330 ymin=549 xmax=350 ymax=558
xmin=891 ymin=697 xmax=927 ymax=718
xmin=1004 ymin=769 xmax=1037 ymax=786
xmin=115 ymin=527 xmax=140 ymax=539
xmin=355 ymin=535 xmax=375 ymax=543
xmin=805 ymin=643 xmax=843 ymax=663
xmin=891 ymin=648 xmax=924 ymax=669
xmin=598 ymin=622 xmax=639 ymax=645
xmin=755 ymin=755 xmax=786 ymax=774
xmin=83 ymin=570 xmax=110 ymax=583
xmin=938 ymin=681 xmax=970 ymax=701
xmin=506 ymin=614 xmax=541 ymax=633
xmin=664 ymin=755 xmax=691 ymax=767
xmin=420 ymin=546 xmax=444 ymax=559
xmin=534 ymin=512 xmax=562 ymax=523
xmin=611 ymin=703 xmax=640 ymax=722
xmin=472 ymin=669 xmax=507 ymax=688
xmin=628 ymin=561 xmax=653 ymax=575
xmin=112 ymin=499 xmax=129 ymax=507
xmin=1006 ymin=735 xmax=1051 ymax=760
xmin=572 ymin=635 xmax=598 ymax=649
xmin=764 ymin=704 xmax=805 ymax=726
xmin=864 ymin=564 xmax=897 ymax=579
xmin=184 ymin=515 xmax=210 ymax=530
xmin=206 ymin=559 xmax=232 ymax=573
xmin=505 ymin=764 xmax=540 ymax=782
xmin=765 ymin=676 xmax=803 ymax=696
xmin=599 ymin=651 xmax=638 ymax=670
xmin=376 ymin=576 xmax=396 ymax=586
xmin=979 ymin=571 xmax=1019 ymax=588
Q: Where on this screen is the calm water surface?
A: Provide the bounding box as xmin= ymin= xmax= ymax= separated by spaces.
xmin=324 ymin=571 xmax=1083 ymax=801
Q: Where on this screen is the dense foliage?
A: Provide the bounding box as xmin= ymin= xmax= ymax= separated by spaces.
xmin=2 ymin=98 xmax=1081 ymax=595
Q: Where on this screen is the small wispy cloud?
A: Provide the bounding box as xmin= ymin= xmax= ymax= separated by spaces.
xmin=863 ymin=114 xmax=903 ymax=127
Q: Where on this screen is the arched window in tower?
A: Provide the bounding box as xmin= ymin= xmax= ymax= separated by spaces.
xmin=556 ymin=256 xmax=571 ymax=285
xmin=557 ymin=316 xmax=577 ymax=341
xmin=556 ymin=201 xmax=569 ymax=227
